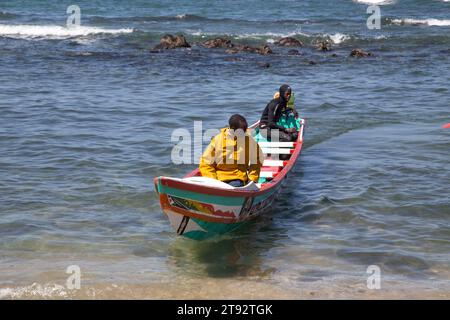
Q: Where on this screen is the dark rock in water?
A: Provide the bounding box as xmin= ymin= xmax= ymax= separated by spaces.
xmin=316 ymin=40 xmax=332 ymax=51
xmin=153 ymin=34 xmax=191 ymax=50
xmin=241 ymin=45 xmax=258 ymax=54
xmin=226 ymin=44 xmax=255 ymax=54
xmin=225 ymin=47 xmax=239 ymax=54
xmin=224 ymin=57 xmax=243 ymax=62
xmin=308 ymin=60 xmax=317 ymax=65
xmin=258 ymin=62 xmax=271 ymax=68
xmin=350 ymin=48 xmax=373 ymax=58
xmin=226 ymin=44 xmax=273 ymax=55
xmin=275 ymin=37 xmax=303 ymax=47
xmin=258 ymin=45 xmax=273 ymax=55
xmin=288 ymin=49 xmax=301 ymax=55
xmin=331 ymin=53 xmax=338 ymax=57
xmin=202 ymin=37 xmax=233 ymax=48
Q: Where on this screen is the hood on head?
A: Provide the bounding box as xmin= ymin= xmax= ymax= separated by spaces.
xmin=279 ymin=84 xmax=291 ymax=102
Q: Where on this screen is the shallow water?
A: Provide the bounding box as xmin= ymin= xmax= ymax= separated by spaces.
xmin=0 ymin=0 xmax=449 ymax=298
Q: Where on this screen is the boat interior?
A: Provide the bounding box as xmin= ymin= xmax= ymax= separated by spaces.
xmin=251 ymin=128 xmax=299 ymax=185
xmin=184 ymin=117 xmax=303 ymax=189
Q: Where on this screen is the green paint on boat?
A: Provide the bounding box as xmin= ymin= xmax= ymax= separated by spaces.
xmin=158 ymin=184 xmax=246 ymax=206
xmin=254 ymin=187 xmax=278 ymax=204
xmin=182 ymin=218 xmax=247 ymax=240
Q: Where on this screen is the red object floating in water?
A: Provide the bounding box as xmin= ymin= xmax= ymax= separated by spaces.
xmin=443 ymin=123 xmax=450 ymax=129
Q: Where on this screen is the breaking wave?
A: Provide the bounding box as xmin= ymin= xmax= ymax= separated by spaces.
xmin=0 ymin=24 xmax=134 ymax=40
xmin=187 ymin=30 xmax=356 ymax=45
xmin=390 ymin=18 xmax=450 ymax=27
xmin=0 ymin=11 xmax=17 ymax=20
xmin=326 ymin=33 xmax=351 ymax=44
xmin=353 ymin=0 xmax=395 ymax=4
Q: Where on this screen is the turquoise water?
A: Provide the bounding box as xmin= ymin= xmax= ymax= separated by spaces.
xmin=0 ymin=0 xmax=449 ymax=298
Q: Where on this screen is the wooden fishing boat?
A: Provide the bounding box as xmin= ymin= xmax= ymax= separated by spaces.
xmin=154 ymin=117 xmax=306 ymax=240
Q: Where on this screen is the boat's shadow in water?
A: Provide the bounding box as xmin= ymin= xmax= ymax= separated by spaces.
xmin=166 ymin=216 xmax=287 ymax=278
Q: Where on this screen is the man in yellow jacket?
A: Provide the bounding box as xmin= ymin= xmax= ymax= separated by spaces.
xmin=199 ymin=114 xmax=264 ymax=187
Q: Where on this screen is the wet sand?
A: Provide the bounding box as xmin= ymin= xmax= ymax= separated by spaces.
xmin=2 ymin=277 xmax=449 ymax=299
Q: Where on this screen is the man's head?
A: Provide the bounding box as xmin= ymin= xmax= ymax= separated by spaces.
xmin=229 ymin=114 xmax=248 ymax=132
xmin=279 ymin=84 xmax=292 ymax=102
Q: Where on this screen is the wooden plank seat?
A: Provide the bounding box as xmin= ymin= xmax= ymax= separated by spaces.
xmin=262 ymin=160 xmax=288 ymax=167
xmin=261 ymin=166 xmax=281 ymax=173
xmin=258 ymin=141 xmax=296 ymax=148
xmin=260 ymin=171 xmax=279 ymax=178
xmin=261 ymin=148 xmax=295 ymax=155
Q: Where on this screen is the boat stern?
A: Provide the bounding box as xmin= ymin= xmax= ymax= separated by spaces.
xmin=154 ymin=176 xmax=264 ymax=240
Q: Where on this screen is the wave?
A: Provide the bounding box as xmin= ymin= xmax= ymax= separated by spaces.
xmin=189 ymin=30 xmax=301 ymax=39
xmin=326 ymin=33 xmax=351 ymax=44
xmin=0 ymin=11 xmax=17 ymax=20
xmin=353 ymin=0 xmax=395 ymax=4
xmin=390 ymin=18 xmax=450 ymax=27
xmin=89 ymin=13 xmax=257 ymax=24
xmin=0 ymin=24 xmax=413 ymax=47
xmin=89 ymin=13 xmax=315 ymax=25
xmin=187 ymin=30 xmax=355 ymax=45
xmin=188 ymin=30 xmax=304 ymax=39
xmin=234 ymin=31 xmax=307 ymax=40
xmin=0 ymin=24 xmax=134 ymax=40
xmin=90 ymin=13 xmax=209 ymax=23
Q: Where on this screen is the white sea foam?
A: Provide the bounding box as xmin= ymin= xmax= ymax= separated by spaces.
xmin=353 ymin=0 xmax=395 ymax=4
xmin=391 ymin=18 xmax=450 ymax=27
xmin=0 ymin=283 xmax=69 ymax=299
xmin=188 ymin=30 xmax=378 ymax=45
xmin=235 ymin=31 xmax=306 ymax=40
xmin=188 ymin=30 xmax=308 ymax=39
xmin=327 ymin=33 xmax=351 ymax=44
xmin=0 ymin=24 xmax=133 ymax=40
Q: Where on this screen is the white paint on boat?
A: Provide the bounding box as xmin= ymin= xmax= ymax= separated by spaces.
xmin=258 ymin=141 xmax=294 ymax=148
xmin=261 ymin=148 xmax=292 ymax=154
xmin=263 ymin=160 xmax=285 ymax=167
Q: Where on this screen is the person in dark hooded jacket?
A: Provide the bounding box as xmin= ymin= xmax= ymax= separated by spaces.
xmin=259 ymin=84 xmax=298 ymax=142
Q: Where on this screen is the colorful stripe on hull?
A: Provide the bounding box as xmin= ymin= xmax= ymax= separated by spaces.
xmin=155 ymin=118 xmax=305 ymax=240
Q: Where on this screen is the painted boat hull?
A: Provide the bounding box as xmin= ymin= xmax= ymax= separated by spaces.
xmin=154 ymin=119 xmax=305 ymax=240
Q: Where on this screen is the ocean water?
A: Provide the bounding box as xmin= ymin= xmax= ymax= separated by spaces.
xmin=0 ymin=0 xmax=449 ymax=299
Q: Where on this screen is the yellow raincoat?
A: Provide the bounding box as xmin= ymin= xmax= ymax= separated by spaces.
xmin=199 ymin=128 xmax=264 ymax=183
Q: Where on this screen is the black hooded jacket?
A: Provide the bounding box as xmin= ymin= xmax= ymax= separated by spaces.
xmin=259 ymin=85 xmax=291 ymax=132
